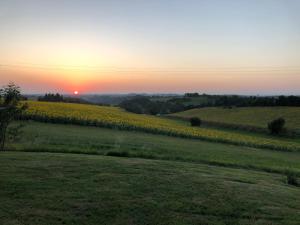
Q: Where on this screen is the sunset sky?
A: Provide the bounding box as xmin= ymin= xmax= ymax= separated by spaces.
xmin=0 ymin=0 xmax=299 ymax=94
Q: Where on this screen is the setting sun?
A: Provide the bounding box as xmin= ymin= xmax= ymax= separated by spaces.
xmin=74 ymin=91 xmax=79 ymax=95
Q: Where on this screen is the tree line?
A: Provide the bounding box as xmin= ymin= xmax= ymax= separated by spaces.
xmin=182 ymin=93 xmax=300 ymax=107
xmin=119 ymin=96 xmax=185 ymax=115
xmin=38 ymin=93 xmax=90 ymax=104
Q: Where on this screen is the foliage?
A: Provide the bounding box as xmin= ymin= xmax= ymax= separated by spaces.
xmin=0 ymin=83 xmax=27 ymax=150
xmin=38 ymin=93 xmax=90 ymax=104
xmin=119 ymin=96 xmax=185 ymax=115
xmin=184 ymin=92 xmax=200 ymax=97
xmin=38 ymin=93 xmax=64 ymax=102
xmin=286 ymin=171 xmax=299 ymax=186
xmin=175 ymin=93 xmax=300 ymax=107
xmin=106 ymin=151 xmax=130 ymax=157
xmin=190 ymin=117 xmax=201 ymax=126
xmin=268 ymin=117 xmax=285 ymax=135
xmin=21 ymin=101 xmax=300 ymax=152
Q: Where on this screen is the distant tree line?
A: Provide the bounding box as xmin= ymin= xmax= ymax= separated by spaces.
xmin=38 ymin=93 xmax=90 ymax=104
xmin=181 ymin=93 xmax=300 ymax=107
xmin=119 ymin=96 xmax=185 ymax=115
xmin=38 ymin=93 xmax=64 ymax=102
xmin=119 ymin=94 xmax=300 ymax=115
xmin=184 ymin=93 xmax=200 ymax=97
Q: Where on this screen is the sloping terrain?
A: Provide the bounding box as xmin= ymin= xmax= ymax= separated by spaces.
xmin=8 ymin=121 xmax=300 ymax=175
xmin=1 ymin=151 xmax=300 ymax=225
xmin=23 ymin=101 xmax=300 ymax=151
xmin=171 ymin=107 xmax=300 ymax=133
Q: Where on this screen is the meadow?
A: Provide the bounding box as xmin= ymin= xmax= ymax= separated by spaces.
xmin=22 ymin=101 xmax=300 ymax=152
xmin=1 ymin=103 xmax=300 ymax=225
xmin=1 ymin=151 xmax=300 ymax=225
xmin=171 ymin=107 xmax=300 ymax=133
xmin=8 ymin=121 xmax=300 ymax=175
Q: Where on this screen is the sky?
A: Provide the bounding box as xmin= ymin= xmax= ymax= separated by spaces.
xmin=0 ymin=0 xmax=299 ymax=95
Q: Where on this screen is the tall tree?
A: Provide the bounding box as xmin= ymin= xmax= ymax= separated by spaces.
xmin=0 ymin=83 xmax=27 ymax=151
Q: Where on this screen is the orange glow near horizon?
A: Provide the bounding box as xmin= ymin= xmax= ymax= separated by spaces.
xmin=0 ymin=62 xmax=300 ymax=95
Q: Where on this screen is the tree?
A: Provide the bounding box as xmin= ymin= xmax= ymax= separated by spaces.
xmin=0 ymin=83 xmax=27 ymax=151
xmin=190 ymin=117 xmax=202 ymax=127
xmin=268 ymin=117 xmax=285 ymax=135
xmin=38 ymin=93 xmax=64 ymax=102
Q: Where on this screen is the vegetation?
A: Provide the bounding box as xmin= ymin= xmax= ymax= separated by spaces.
xmin=22 ymin=101 xmax=300 ymax=151
xmin=1 ymin=151 xmax=300 ymax=225
xmin=268 ymin=117 xmax=286 ymax=135
xmin=180 ymin=93 xmax=300 ymax=107
xmin=286 ymin=171 xmax=299 ymax=186
xmin=119 ymin=96 xmax=185 ymax=115
xmin=190 ymin=117 xmax=201 ymax=126
xmin=7 ymin=121 xmax=300 ymax=175
xmin=171 ymin=107 xmax=300 ymax=134
xmin=38 ymin=93 xmax=64 ymax=102
xmin=184 ymin=92 xmax=200 ymax=97
xmin=38 ymin=93 xmax=90 ymax=104
xmin=0 ymin=83 xmax=26 ymax=151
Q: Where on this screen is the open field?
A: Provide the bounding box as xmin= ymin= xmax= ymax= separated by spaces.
xmin=22 ymin=101 xmax=300 ymax=151
xmin=171 ymin=107 xmax=300 ymax=133
xmin=8 ymin=121 xmax=300 ymax=175
xmin=1 ymin=151 xmax=300 ymax=225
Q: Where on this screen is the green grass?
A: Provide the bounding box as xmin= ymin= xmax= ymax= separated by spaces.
xmin=1 ymin=151 xmax=300 ymax=225
xmin=8 ymin=121 xmax=300 ymax=175
xmin=171 ymin=107 xmax=300 ymax=132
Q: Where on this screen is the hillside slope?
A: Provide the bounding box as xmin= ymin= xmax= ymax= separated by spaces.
xmin=1 ymin=151 xmax=300 ymax=225
xmin=9 ymin=121 xmax=300 ymax=175
xmin=22 ymin=101 xmax=300 ymax=151
xmin=171 ymin=107 xmax=300 ymax=132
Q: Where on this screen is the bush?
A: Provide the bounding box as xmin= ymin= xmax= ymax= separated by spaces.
xmin=106 ymin=151 xmax=130 ymax=157
xmin=190 ymin=117 xmax=201 ymax=127
xmin=268 ymin=117 xmax=285 ymax=134
xmin=286 ymin=171 xmax=299 ymax=186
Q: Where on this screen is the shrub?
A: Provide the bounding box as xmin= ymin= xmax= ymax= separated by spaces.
xmin=190 ymin=117 xmax=201 ymax=126
xmin=106 ymin=151 xmax=130 ymax=157
xmin=286 ymin=171 xmax=299 ymax=186
xmin=268 ymin=117 xmax=285 ymax=134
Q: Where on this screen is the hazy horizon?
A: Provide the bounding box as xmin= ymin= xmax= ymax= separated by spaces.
xmin=22 ymin=92 xmax=300 ymax=97
xmin=1 ymin=0 xmax=300 ymax=95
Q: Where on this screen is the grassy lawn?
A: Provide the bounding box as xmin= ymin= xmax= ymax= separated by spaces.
xmin=8 ymin=121 xmax=300 ymax=175
xmin=171 ymin=107 xmax=300 ymax=132
xmin=1 ymin=151 xmax=300 ymax=225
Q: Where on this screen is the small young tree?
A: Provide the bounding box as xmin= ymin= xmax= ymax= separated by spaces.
xmin=190 ymin=117 xmax=202 ymax=126
xmin=268 ymin=117 xmax=285 ymax=135
xmin=0 ymin=83 xmax=27 ymax=151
